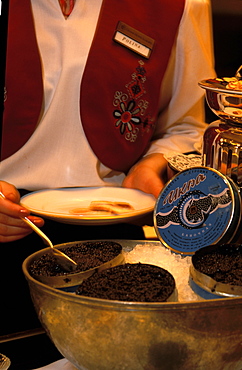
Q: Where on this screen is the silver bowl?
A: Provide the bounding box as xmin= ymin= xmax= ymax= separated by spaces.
xmin=199 ymin=78 xmax=242 ymax=124
xmin=23 ymin=240 xmax=242 ymax=370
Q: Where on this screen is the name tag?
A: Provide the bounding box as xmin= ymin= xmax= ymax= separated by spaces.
xmin=113 ymin=21 xmax=155 ymax=59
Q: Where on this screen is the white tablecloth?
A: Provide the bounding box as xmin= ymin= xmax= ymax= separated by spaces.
xmin=34 ymin=358 xmax=78 ymax=370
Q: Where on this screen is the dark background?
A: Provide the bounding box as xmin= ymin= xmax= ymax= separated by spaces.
xmin=211 ymin=0 xmax=242 ymax=77
xmin=207 ymin=0 xmax=242 ymax=122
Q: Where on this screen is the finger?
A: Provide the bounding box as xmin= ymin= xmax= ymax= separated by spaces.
xmin=0 ymin=220 xmax=33 ymax=242
xmin=0 ymin=230 xmax=33 ymax=243
xmin=0 ymin=182 xmax=21 ymax=203
xmin=1 ymin=215 xmax=44 ymax=231
xmin=27 ymin=215 xmax=45 ymax=227
xmin=0 ymin=213 xmax=45 ymax=242
xmin=0 ymin=193 xmax=31 ymax=218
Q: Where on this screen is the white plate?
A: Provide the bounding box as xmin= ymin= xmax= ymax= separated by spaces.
xmin=21 ymin=187 xmax=156 ymax=225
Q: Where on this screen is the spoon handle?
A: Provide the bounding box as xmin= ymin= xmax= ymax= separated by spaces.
xmin=22 ymin=215 xmax=78 ymax=271
xmin=22 ymin=215 xmax=54 ymax=248
xmin=0 ymin=191 xmax=77 ymax=271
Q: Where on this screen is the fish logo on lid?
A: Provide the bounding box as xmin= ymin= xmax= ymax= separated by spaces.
xmin=154 ymin=167 xmax=241 ymax=254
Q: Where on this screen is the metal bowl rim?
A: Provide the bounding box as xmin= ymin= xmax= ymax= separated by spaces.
xmin=22 ymin=240 xmax=242 ymax=310
xmin=199 ymin=79 xmax=242 ymax=96
xmin=26 ymin=240 xmax=125 ymax=288
xmin=190 ymin=243 xmax=242 ymax=297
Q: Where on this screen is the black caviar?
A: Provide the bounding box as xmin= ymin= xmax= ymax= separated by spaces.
xmin=76 ymin=263 xmax=175 ymax=302
xmin=29 ymin=241 xmax=122 ymax=277
xmin=192 ymin=244 xmax=242 ymax=286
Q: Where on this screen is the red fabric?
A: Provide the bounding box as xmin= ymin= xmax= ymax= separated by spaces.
xmin=1 ymin=0 xmax=185 ymax=171
xmin=58 ymin=0 xmax=75 ymax=17
xmin=81 ymin=0 xmax=185 ymax=172
xmin=1 ymin=0 xmax=43 ymax=160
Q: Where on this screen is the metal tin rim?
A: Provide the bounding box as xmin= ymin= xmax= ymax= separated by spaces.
xmin=23 ymin=240 xmax=242 ymax=307
xmin=153 ymin=166 xmax=241 ymax=254
xmin=27 ymin=240 xmax=124 ymax=288
xmin=220 ymin=176 xmax=241 ymax=244
xmin=190 ymin=264 xmax=242 ymax=298
xmin=190 ymin=244 xmax=242 ymax=297
xmin=198 ymin=80 xmax=242 ymax=97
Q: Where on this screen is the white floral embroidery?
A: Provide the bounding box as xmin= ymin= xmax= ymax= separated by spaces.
xmin=125 ymin=128 xmax=139 ymax=143
xmin=113 ymin=91 xmax=128 ymax=107
xmin=138 ymin=99 xmax=149 ymax=116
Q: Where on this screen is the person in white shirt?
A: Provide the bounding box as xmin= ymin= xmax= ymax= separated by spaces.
xmin=0 ymin=0 xmax=216 ymax=336
xmin=0 ymin=0 xmax=215 ymax=243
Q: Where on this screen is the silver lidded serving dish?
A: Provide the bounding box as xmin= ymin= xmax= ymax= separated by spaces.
xmin=199 ymin=77 xmax=242 ymax=124
xmin=199 ymin=74 xmax=242 ymax=186
xmin=23 ymin=240 xmax=242 ymax=370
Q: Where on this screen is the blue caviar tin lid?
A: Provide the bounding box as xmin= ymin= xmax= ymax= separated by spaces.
xmin=154 ymin=167 xmax=241 ymax=255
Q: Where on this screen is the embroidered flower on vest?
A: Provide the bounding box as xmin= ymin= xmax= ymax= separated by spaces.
xmin=113 ymin=60 xmax=152 ymax=141
xmin=113 ymin=100 xmax=141 ymax=134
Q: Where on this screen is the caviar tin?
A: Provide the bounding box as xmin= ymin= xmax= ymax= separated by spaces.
xmin=28 ymin=241 xmax=125 ymax=288
xmin=76 ymin=263 xmax=178 ymax=303
xmin=154 ymin=167 xmax=242 ymax=255
xmin=190 ymin=244 xmax=242 ymax=298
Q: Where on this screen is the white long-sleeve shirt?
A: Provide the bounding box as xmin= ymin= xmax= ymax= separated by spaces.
xmin=0 ymin=0 xmax=215 ymax=190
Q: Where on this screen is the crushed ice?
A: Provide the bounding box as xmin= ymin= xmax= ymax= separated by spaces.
xmin=124 ymin=244 xmax=203 ymax=302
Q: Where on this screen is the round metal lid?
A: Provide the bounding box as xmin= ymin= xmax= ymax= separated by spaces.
xmin=198 ymin=78 xmax=242 ymax=96
xmin=190 ymin=244 xmax=242 ymax=298
xmin=154 ymin=167 xmax=241 ymax=254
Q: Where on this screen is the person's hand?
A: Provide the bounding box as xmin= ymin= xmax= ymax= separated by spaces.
xmin=0 ymin=181 xmax=44 ymax=242
xmin=122 ymin=153 xmax=170 ymax=198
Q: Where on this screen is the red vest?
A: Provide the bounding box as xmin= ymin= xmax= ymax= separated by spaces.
xmin=2 ymin=0 xmax=185 ymax=172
